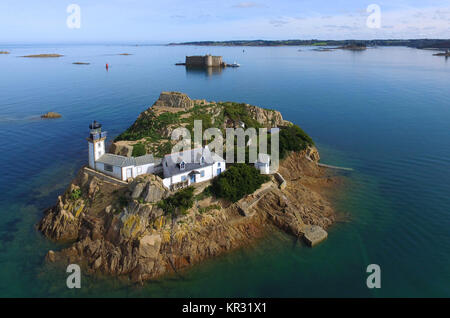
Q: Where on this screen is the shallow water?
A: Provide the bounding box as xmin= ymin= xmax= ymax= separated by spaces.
xmin=0 ymin=44 xmax=449 ymax=297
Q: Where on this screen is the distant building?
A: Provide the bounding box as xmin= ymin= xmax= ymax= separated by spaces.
xmin=185 ymin=55 xmax=224 ymax=68
xmin=87 ymin=121 xmax=160 ymax=181
xmin=162 ymin=146 xmax=226 ymax=190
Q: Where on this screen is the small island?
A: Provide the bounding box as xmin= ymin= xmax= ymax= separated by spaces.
xmin=21 ymin=54 xmax=63 ymax=58
xmin=41 ymin=112 xmax=62 ymax=119
xmin=433 ymin=50 xmax=450 ymax=57
xmin=72 ymin=62 xmax=90 ymax=65
xmin=0 ymin=51 xmax=10 ymax=54
xmin=38 ymin=92 xmax=341 ymax=283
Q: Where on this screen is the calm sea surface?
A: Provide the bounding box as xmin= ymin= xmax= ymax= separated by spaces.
xmin=0 ymin=44 xmax=449 ymax=297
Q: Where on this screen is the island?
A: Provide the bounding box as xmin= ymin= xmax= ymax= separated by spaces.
xmin=433 ymin=50 xmax=450 ymax=57
xmin=72 ymin=62 xmax=90 ymax=65
xmin=0 ymin=51 xmax=10 ymax=54
xmin=21 ymin=54 xmax=63 ymax=58
xmin=41 ymin=112 xmax=62 ymax=119
xmin=169 ymin=39 xmax=450 ymax=49
xmin=38 ymin=92 xmax=342 ymax=283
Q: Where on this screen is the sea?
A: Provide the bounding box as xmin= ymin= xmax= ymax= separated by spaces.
xmin=0 ymin=44 xmax=449 ymax=297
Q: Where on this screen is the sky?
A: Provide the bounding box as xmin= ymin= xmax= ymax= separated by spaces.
xmin=1 ymin=0 xmax=449 ymax=43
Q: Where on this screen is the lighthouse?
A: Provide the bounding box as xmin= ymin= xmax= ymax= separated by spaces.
xmin=87 ymin=121 xmax=107 ymax=169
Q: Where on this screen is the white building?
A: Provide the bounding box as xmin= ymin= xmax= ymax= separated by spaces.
xmin=87 ymin=121 xmax=160 ymax=181
xmin=254 ymin=153 xmax=271 ymax=174
xmin=161 ymin=146 xmax=226 ymax=190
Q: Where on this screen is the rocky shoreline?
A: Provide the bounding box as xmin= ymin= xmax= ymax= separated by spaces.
xmin=38 ymin=93 xmax=343 ymax=283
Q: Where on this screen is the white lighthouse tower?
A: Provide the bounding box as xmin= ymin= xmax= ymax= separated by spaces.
xmin=87 ymin=121 xmax=107 ymax=169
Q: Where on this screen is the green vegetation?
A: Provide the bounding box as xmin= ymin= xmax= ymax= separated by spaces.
xmin=222 ymin=102 xmax=262 ymax=129
xmin=70 ymin=188 xmax=81 ymax=201
xmin=158 ymin=187 xmax=195 ymax=216
xmin=312 ymin=42 xmax=327 ymax=46
xmin=198 ymin=204 xmax=221 ymax=214
xmin=278 ymin=124 xmax=314 ymax=159
xmin=114 ymin=111 xmax=180 ymax=142
xmin=155 ymin=141 xmax=173 ymax=158
xmin=211 ymin=164 xmax=269 ymax=202
xmin=132 ymin=143 xmax=146 ymax=157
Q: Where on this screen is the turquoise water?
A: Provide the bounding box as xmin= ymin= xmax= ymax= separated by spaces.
xmin=0 ymin=44 xmax=449 ymax=297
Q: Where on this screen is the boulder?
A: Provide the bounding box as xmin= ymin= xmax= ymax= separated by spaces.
xmin=131 ymin=182 xmax=146 ymax=199
xmin=109 ymin=142 xmax=133 ymax=157
xmin=138 ymin=234 xmax=161 ymax=259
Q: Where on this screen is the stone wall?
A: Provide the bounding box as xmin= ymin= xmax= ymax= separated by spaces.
xmin=186 ymin=55 xmax=223 ymax=67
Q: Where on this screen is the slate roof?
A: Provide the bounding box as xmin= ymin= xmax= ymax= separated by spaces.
xmin=96 ymin=153 xmax=159 ymax=168
xmin=163 ymin=147 xmax=224 ymax=178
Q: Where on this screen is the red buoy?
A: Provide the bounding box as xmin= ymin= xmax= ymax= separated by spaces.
xmin=106 ymin=63 xmax=109 ymax=70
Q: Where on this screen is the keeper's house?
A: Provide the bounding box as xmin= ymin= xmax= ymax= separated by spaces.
xmin=162 ymin=146 xmax=226 ymax=191
xmin=87 ymin=121 xmax=160 ymax=181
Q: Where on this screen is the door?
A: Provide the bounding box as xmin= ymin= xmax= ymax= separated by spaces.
xmin=190 ymin=174 xmax=195 ymax=184
xmin=126 ymin=168 xmax=133 ymax=179
xmin=217 ymin=168 xmax=222 ymax=175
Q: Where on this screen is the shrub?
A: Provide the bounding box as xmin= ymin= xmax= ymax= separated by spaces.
xmin=132 ymin=143 xmax=146 ymax=157
xmin=70 ymin=188 xmax=81 ymax=201
xmin=211 ymin=164 xmax=269 ymax=202
xmin=278 ymin=124 xmax=314 ymax=159
xmin=158 ymin=187 xmax=195 ymax=216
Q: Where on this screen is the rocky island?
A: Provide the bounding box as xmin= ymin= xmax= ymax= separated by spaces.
xmin=41 ymin=112 xmax=62 ymax=119
xmin=38 ymin=92 xmax=342 ymax=283
xmin=21 ymin=54 xmax=63 ymax=58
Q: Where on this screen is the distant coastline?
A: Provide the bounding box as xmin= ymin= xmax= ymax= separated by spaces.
xmin=168 ymin=39 xmax=450 ymax=49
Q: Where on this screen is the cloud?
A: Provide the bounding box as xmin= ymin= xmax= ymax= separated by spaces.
xmin=232 ymin=2 xmax=262 ymax=9
xmin=269 ymin=18 xmax=290 ymax=27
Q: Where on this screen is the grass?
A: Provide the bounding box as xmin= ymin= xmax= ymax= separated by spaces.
xmin=132 ymin=143 xmax=146 ymax=157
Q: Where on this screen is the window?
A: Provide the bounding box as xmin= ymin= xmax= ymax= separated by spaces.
xmin=200 ymin=156 xmax=205 ymax=165
xmin=217 ymin=168 xmax=222 ymax=175
xmin=200 ymin=170 xmax=205 ymax=177
xmin=218 ymin=162 xmax=221 ymax=167
xmin=104 ymin=164 xmax=113 ymax=172
xmin=137 ymin=166 xmax=142 ymax=174
xmin=181 ymin=175 xmax=187 ymax=182
xmin=180 ymin=161 xmax=185 ymax=170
